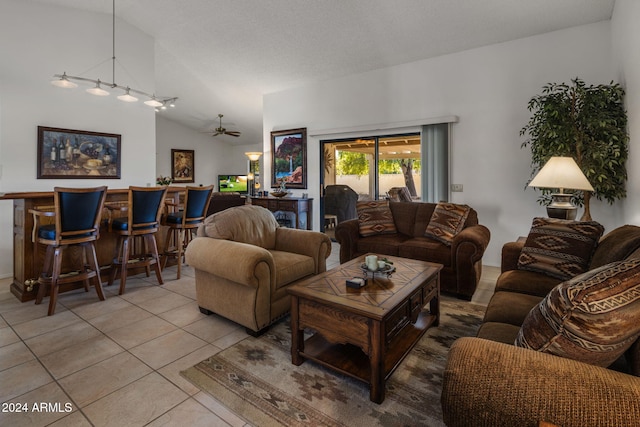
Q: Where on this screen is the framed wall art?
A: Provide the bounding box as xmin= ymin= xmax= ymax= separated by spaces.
xmin=37 ymin=126 xmax=121 ymax=179
xmin=271 ymin=127 xmax=307 ymax=189
xmin=171 ymin=149 xmax=195 ymax=183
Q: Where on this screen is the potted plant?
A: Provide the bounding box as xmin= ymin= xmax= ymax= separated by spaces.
xmin=520 ymin=78 xmax=629 ymax=221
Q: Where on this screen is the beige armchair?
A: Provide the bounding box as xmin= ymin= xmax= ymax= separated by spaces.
xmin=184 ymin=205 xmax=332 ymax=335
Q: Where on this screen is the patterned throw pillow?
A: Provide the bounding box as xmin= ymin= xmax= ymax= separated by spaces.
xmin=515 ymin=259 xmax=640 ymax=367
xmin=517 ymin=218 xmax=604 ymax=280
xmin=357 ymin=200 xmax=397 ymax=237
xmin=424 ymin=203 xmax=470 ymax=246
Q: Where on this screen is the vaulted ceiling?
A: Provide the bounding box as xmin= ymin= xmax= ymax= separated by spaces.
xmin=31 ymin=0 xmax=615 ymax=145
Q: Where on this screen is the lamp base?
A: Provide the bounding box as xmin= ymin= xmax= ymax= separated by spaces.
xmin=546 ymin=193 xmax=577 ymax=220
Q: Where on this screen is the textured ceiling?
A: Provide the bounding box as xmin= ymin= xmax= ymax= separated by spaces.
xmin=30 ymin=0 xmax=615 ymax=145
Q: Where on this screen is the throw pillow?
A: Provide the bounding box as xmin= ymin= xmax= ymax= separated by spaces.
xmin=515 ymin=259 xmax=640 ymax=368
xmin=517 ymin=217 xmax=604 ymax=280
xmin=424 ymin=202 xmax=470 ymax=246
xmin=357 ymin=200 xmax=397 ymax=237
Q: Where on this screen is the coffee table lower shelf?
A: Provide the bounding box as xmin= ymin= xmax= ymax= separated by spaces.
xmin=295 ymin=309 xmax=438 ymax=397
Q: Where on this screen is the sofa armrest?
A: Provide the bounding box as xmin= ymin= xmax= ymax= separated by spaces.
xmin=185 ymin=237 xmax=274 ymax=286
xmin=275 ymin=228 xmax=332 ymax=273
xmin=452 ymin=224 xmax=491 ymax=259
xmin=450 ymin=224 xmax=491 ymax=296
xmin=335 ymin=219 xmax=361 ymax=263
xmin=502 ymin=240 xmax=525 ymax=273
xmin=442 ymin=337 xmax=640 ymax=427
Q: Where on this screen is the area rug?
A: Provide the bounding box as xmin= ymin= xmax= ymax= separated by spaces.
xmin=181 ymin=297 xmax=485 ymax=427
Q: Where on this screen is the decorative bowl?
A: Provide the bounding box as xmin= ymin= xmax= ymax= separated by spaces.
xmin=270 ymin=191 xmax=289 ymax=198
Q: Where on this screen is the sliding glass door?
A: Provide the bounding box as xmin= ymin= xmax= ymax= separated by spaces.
xmin=323 ymin=134 xmax=421 ymax=201
xmin=320 ymin=124 xmax=450 ymax=233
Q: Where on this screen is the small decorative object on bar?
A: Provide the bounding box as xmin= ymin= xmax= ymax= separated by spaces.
xmin=171 ymin=149 xmax=194 ymax=183
xmin=37 ymin=126 xmax=121 ymax=179
xmin=156 ymin=176 xmax=173 ymax=186
xmin=271 ymin=127 xmax=307 ymax=189
xmin=528 ymin=157 xmax=594 ymax=220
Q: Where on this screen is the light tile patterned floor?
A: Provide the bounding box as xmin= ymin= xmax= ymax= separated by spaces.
xmin=0 ymin=242 xmax=496 ymax=426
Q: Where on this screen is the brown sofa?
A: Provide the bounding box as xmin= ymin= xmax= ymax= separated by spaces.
xmin=205 ymin=192 xmax=246 ymax=216
xmin=185 ymin=205 xmax=331 ymax=335
xmin=335 ymin=201 xmax=490 ymax=299
xmin=441 ymin=225 xmax=640 ymax=427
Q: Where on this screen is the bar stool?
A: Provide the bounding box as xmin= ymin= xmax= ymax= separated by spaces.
xmin=31 ymin=186 xmax=108 ymax=316
xmin=107 ymin=186 xmax=168 ymax=295
xmin=161 ymin=185 xmax=213 ymax=279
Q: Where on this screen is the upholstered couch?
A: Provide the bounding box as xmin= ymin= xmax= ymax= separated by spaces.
xmin=335 ymin=201 xmax=490 ymax=299
xmin=185 ymin=205 xmax=331 ymax=334
xmin=441 ymin=224 xmax=640 ymax=427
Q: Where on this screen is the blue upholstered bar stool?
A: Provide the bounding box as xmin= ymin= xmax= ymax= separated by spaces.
xmin=161 ymin=185 xmax=213 ymax=279
xmin=107 ymin=186 xmax=168 ymax=295
xmin=31 ymin=186 xmax=108 ymax=316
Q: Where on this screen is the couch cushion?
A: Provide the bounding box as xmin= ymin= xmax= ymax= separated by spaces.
xmin=590 ymin=225 xmax=640 ymax=269
xmin=356 ymin=233 xmax=408 ymax=257
xmin=517 ymin=217 xmax=604 ymax=281
xmin=270 ymin=250 xmax=315 ymax=289
xmin=495 ymin=269 xmax=561 ymax=298
xmin=424 ymin=203 xmax=470 ymax=246
xmin=483 ymin=291 xmax=543 ymax=327
xmin=357 ymin=200 xmax=397 ymax=237
xmin=398 ymin=237 xmax=451 ymax=266
xmin=389 ymin=202 xmax=423 ymax=236
xmin=515 ymin=259 xmax=640 ymax=368
xmin=477 ymin=322 xmax=522 ymax=345
xmin=202 ymin=205 xmax=278 ymax=249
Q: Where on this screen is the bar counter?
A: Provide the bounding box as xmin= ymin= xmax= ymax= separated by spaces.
xmin=0 ymin=187 xmax=184 ymax=302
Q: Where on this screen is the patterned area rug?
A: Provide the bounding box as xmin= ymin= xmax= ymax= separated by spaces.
xmin=181 ymin=297 xmax=485 ymax=427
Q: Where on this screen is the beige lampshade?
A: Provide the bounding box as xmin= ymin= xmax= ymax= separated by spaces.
xmin=528 ymin=157 xmax=594 ymax=192
xmin=245 ymin=152 xmax=262 ymax=161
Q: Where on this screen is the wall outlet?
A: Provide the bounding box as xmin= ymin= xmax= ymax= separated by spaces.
xmin=451 ymin=184 xmax=463 ymax=192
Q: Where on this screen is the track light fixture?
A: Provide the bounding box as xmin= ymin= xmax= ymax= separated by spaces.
xmin=51 ymin=0 xmax=177 ymax=110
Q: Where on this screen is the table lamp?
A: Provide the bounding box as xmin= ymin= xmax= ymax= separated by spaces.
xmin=528 ymin=156 xmax=594 ymax=220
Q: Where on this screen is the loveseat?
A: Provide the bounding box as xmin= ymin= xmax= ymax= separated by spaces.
xmin=184 ymin=205 xmax=331 ymax=334
xmin=335 ymin=201 xmax=490 ymax=299
xmin=441 ymin=223 xmax=640 ymax=427
xmin=206 ymin=192 xmax=246 ymax=216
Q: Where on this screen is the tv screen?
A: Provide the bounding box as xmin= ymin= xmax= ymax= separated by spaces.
xmin=218 ymin=174 xmax=248 ymax=194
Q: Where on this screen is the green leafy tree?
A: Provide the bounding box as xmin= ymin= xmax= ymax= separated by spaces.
xmin=520 ymin=78 xmax=629 ymax=220
xmin=336 ymin=151 xmax=368 ymax=176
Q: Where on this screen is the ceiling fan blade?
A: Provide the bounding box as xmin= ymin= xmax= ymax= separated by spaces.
xmin=226 ymin=131 xmax=241 ymax=137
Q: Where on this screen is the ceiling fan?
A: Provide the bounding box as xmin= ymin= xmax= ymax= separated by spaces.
xmin=207 ymin=114 xmax=241 ymax=137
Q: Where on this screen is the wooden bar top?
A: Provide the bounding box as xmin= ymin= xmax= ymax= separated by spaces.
xmin=0 ymin=186 xmax=185 ymax=201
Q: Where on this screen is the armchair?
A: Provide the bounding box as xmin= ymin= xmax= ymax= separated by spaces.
xmin=185 ymin=205 xmax=332 ymax=335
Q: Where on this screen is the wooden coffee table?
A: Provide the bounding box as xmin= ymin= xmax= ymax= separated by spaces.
xmin=288 ymin=254 xmax=442 ymax=403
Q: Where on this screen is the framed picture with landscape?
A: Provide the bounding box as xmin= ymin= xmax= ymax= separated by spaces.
xmin=271 ymin=127 xmax=307 ymax=189
xmin=37 ymin=126 xmax=121 ymax=179
xmin=171 ymin=149 xmax=195 ymax=183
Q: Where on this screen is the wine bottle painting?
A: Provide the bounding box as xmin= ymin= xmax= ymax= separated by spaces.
xmin=37 ymin=126 xmax=121 ymax=179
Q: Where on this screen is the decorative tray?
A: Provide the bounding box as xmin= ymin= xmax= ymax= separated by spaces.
xmin=360 ymin=263 xmax=396 ymax=277
xmin=270 ymin=191 xmax=289 ymax=198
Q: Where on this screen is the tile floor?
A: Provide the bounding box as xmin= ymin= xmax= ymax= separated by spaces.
xmin=0 ymin=242 xmax=497 ymax=426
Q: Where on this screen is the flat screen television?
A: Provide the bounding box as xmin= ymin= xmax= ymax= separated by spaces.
xmin=217 ymin=174 xmax=248 ymax=194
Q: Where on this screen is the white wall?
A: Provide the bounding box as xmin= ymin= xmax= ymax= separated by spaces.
xmin=155 ymin=116 xmax=262 ymax=188
xmin=263 ymin=21 xmax=618 ymax=266
xmin=612 ymin=0 xmax=640 ymax=226
xmin=0 ymin=0 xmax=159 ymax=277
